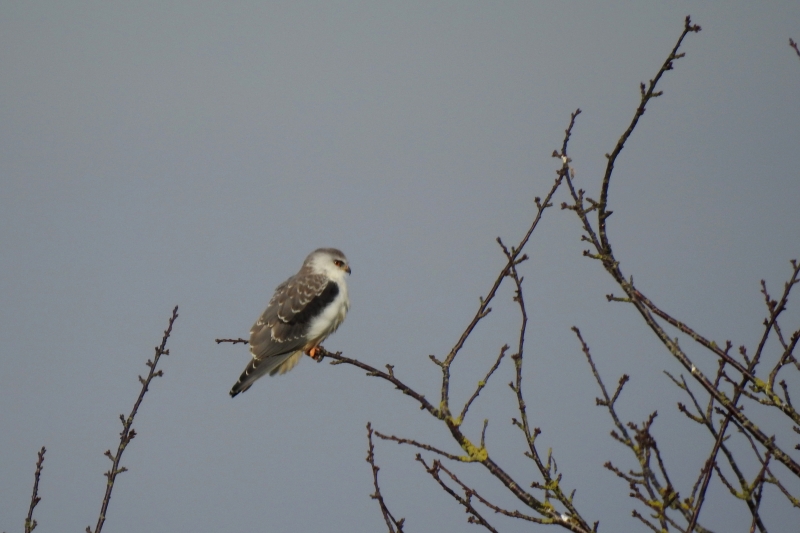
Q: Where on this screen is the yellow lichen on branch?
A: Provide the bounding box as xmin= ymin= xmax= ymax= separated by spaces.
xmin=458 ymin=435 xmax=488 ymax=462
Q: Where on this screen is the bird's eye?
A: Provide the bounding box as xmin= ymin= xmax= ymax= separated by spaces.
xmin=333 ymin=260 xmax=343 ymax=267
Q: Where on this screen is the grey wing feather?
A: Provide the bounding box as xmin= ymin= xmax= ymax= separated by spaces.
xmin=250 ymin=267 xmax=329 ymax=358
xmin=228 ymin=351 xmax=302 ymax=397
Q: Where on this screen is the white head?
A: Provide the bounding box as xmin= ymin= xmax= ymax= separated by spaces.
xmin=305 ymin=248 xmax=351 ymax=282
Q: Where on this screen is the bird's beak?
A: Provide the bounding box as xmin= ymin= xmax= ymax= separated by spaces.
xmin=344 ymin=265 xmax=352 ymax=274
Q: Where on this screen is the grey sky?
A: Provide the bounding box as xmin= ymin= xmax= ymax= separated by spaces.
xmin=1 ymin=2 xmax=798 ymax=532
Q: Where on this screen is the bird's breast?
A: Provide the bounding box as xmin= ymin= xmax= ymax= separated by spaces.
xmin=305 ymin=282 xmax=349 ymax=342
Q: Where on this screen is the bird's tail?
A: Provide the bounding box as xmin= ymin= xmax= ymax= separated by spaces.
xmin=229 ymin=351 xmax=303 ymax=397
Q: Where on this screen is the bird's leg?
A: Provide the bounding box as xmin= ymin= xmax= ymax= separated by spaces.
xmin=305 ymin=346 xmax=323 ymax=361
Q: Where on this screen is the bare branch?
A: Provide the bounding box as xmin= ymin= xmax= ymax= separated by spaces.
xmin=320 ymin=346 xmax=565 ymax=519
xmin=214 ymin=337 xmax=249 ymax=345
xmin=753 ymin=261 xmax=800 ymax=373
xmin=87 ymin=306 xmax=179 ymax=533
xmin=573 ymin=328 xmax=632 ymax=447
xmin=433 ymin=458 xmax=573 ymax=527
xmin=24 ymin=446 xmax=46 ymax=533
xmin=597 ymin=16 xmax=701 ymax=254
xmin=375 ymin=431 xmax=469 ymax=463
xmin=634 ymin=289 xmax=754 ymax=382
xmin=320 ymin=348 xmax=441 ymax=419
xmin=416 ymin=456 xmax=499 ymax=532
xmin=459 ymin=345 xmax=508 ymax=423
xmin=366 ymin=423 xmax=405 ymax=533
xmin=688 ymin=260 xmax=800 ymax=530
xmin=439 ymin=111 xmax=581 ymax=417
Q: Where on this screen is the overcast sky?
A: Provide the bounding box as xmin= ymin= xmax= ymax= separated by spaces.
xmin=1 ymin=2 xmax=799 ymax=532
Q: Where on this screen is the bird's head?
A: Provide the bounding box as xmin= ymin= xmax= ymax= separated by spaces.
xmin=306 ymin=248 xmax=351 ymax=280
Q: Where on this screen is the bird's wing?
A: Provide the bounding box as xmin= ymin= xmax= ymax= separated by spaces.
xmin=249 ymin=267 xmax=334 ymax=359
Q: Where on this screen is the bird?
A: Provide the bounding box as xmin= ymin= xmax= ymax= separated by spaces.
xmin=229 ymin=248 xmax=351 ymax=397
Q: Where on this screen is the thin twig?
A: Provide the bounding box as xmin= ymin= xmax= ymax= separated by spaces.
xmin=24 ymin=446 xmax=46 ymax=533
xmin=366 ymin=423 xmax=405 ymax=532
xmin=440 ymin=141 xmax=573 ymax=417
xmin=768 ymin=330 xmax=800 ymax=398
xmin=459 ymin=345 xmax=508 ymax=423
xmin=498 ymin=112 xmax=592 ymax=533
xmin=672 ymin=373 xmax=762 ymax=528
xmin=581 ymin=334 xmax=725 ymax=532
xmin=634 ymin=289 xmax=754 ymax=382
xmin=573 ymin=328 xmax=632 ymax=446
xmin=507 ymin=275 xmax=589 ymax=527
xmin=688 ymin=260 xmax=800 ymax=531
xmin=320 ymin=348 xmax=441 ymax=419
xmin=790 ymin=38 xmax=800 ymax=60
xmin=597 ymin=16 xmax=702 ymax=254
xmin=433 ymin=458 xmax=555 ymax=525
xmin=87 ymin=305 xmax=179 ymax=533
xmin=215 ymin=337 xmax=249 ymax=345
xmin=319 ymin=348 xmax=561 ymax=521
xmin=416 ymin=456 xmax=500 ymax=532
xmin=748 ymin=451 xmax=771 ymax=533
xmin=375 ymin=431 xmax=471 ymax=463
xmin=752 ymin=262 xmax=800 ymax=373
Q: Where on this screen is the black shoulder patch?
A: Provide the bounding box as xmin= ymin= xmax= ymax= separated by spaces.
xmin=288 ymin=282 xmax=339 ymax=326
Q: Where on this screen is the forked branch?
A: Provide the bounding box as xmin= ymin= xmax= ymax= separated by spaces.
xmin=366 ymin=423 xmax=405 ymax=533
